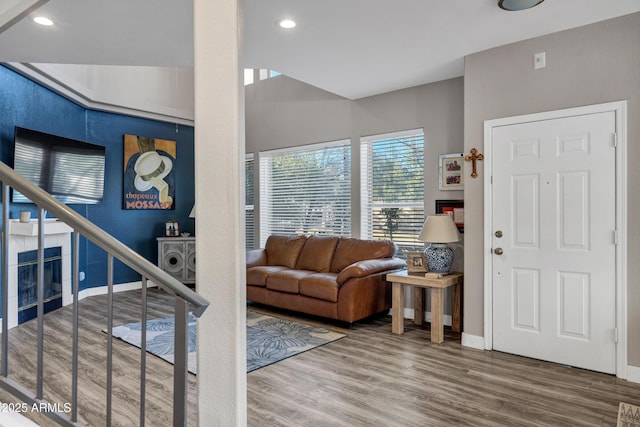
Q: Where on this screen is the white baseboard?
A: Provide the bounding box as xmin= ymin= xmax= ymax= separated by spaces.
xmin=461 ymin=333 xmax=485 ymax=350
xmin=77 ymin=280 xmax=156 ymax=301
xmin=625 ymin=365 xmax=640 ymax=384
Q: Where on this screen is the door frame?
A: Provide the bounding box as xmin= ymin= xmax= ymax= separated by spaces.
xmin=482 ymin=101 xmax=628 ymax=378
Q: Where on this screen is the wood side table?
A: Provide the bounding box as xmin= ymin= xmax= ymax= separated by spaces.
xmin=386 ymin=270 xmax=463 ymax=344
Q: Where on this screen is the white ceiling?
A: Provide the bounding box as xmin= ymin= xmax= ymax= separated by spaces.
xmin=1 ymin=0 xmax=640 ymax=100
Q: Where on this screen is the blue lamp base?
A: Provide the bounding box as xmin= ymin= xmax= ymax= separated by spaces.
xmin=424 ymin=243 xmax=454 ymax=274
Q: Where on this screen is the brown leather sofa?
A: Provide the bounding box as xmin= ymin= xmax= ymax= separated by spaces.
xmin=246 ymin=234 xmax=406 ymax=323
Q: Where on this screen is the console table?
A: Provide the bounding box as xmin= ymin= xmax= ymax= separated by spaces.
xmin=157 ymin=237 xmax=195 ymax=284
xmin=386 ymin=271 xmax=463 ymax=344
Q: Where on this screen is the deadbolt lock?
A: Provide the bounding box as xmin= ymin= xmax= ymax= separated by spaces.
xmin=495 ymin=230 xmax=503 ymax=238
xmin=494 ymin=247 xmax=504 ymax=255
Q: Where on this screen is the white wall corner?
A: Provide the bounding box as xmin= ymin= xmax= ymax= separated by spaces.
xmin=461 ymin=333 xmax=485 ymax=350
xmin=625 ymin=365 xmax=640 ymax=384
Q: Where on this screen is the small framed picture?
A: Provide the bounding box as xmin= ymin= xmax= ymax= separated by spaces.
xmin=406 ymin=251 xmax=428 ymax=273
xmin=439 ymin=153 xmax=464 ymax=191
xmin=436 ymin=200 xmax=464 ymax=233
xmin=165 ymin=220 xmax=180 ymax=237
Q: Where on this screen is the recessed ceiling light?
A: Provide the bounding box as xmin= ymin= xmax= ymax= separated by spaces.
xmin=278 ymin=18 xmax=296 ymax=29
xmin=498 ymin=0 xmax=544 ymax=11
xmin=33 ymin=16 xmax=54 ymax=26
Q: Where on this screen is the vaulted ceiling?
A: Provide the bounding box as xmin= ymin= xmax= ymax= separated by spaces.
xmin=1 ymin=0 xmax=639 ymax=100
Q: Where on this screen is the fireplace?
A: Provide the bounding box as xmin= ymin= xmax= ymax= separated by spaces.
xmin=17 ymin=247 xmax=63 ymax=324
xmin=4 ymin=219 xmax=72 ymax=329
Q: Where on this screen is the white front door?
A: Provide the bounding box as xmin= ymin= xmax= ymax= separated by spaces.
xmin=490 ymin=110 xmax=617 ymax=374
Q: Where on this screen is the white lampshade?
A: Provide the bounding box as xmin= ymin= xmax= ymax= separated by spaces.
xmin=418 ymin=214 xmax=461 ymax=243
xmin=189 ymin=204 xmax=195 ymax=218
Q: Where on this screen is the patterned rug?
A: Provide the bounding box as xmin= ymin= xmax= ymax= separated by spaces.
xmin=109 ymin=311 xmax=345 ymax=374
xmin=618 ymin=402 xmax=640 ymax=427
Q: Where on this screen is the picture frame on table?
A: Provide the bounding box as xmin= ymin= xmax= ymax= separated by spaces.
xmin=165 ymin=220 xmax=180 ymax=237
xmin=406 ymin=251 xmax=428 ymax=273
xmin=435 ymin=200 xmax=464 ymax=233
xmin=439 ymin=153 xmax=464 ymax=190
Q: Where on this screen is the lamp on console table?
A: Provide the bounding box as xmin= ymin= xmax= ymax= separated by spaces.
xmin=418 ymin=214 xmax=461 ymax=274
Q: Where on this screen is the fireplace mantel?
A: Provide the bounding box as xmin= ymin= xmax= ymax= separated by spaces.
xmin=9 ymin=218 xmax=73 ymax=236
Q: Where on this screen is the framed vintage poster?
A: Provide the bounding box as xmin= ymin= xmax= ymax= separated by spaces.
xmin=406 ymin=251 xmax=428 ymax=273
xmin=123 ymin=134 xmax=176 ymax=210
xmin=436 ymin=199 xmax=464 ymax=233
xmin=439 ymin=153 xmax=464 ymax=190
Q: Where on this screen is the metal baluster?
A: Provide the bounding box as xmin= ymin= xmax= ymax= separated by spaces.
xmin=71 ymin=230 xmax=80 ymax=422
xmin=1 ymin=184 xmax=9 ymax=378
xmin=2 ymin=185 xmax=9 ymax=378
xmin=140 ymin=277 xmax=147 ymax=427
xmin=37 ymin=207 xmax=45 ymax=399
xmin=106 ymin=254 xmax=113 ymax=426
xmin=173 ymin=297 xmax=188 ymax=426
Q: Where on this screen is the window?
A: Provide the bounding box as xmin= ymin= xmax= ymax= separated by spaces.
xmin=259 ymin=140 xmax=351 ymax=246
xmin=245 ymin=154 xmax=255 ymax=250
xmin=244 ymin=68 xmax=281 ymax=85
xmin=258 ymin=69 xmax=280 ymax=80
xmin=243 ymin=69 xmax=254 ymax=85
xmin=361 ymin=129 xmax=424 ymax=258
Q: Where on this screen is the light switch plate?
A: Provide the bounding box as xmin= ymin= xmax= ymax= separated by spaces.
xmin=534 ymin=52 xmax=546 ymax=69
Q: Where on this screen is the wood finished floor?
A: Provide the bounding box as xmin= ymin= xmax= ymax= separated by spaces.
xmin=1 ymin=288 xmax=638 ymax=426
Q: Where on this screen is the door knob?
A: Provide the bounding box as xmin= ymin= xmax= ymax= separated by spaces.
xmin=494 ymin=247 xmax=504 ymax=255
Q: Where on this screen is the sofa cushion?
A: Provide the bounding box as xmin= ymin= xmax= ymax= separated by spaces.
xmin=295 ymin=235 xmax=339 ymax=272
xmin=330 ymin=238 xmax=396 ymax=273
xmin=246 ymin=266 xmax=287 ymax=287
xmin=265 ymin=235 xmax=307 ymax=268
xmin=266 ymin=269 xmax=314 ymax=294
xmin=299 ymin=273 xmax=340 ymax=303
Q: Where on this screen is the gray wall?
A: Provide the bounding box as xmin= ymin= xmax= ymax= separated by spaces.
xmin=464 ymin=12 xmax=640 ymax=366
xmin=246 ymin=75 xmax=465 ymax=308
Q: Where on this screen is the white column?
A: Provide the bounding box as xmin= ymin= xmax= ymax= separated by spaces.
xmin=194 ymin=0 xmax=247 ymax=425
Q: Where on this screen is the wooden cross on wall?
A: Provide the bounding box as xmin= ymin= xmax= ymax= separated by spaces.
xmin=464 ymin=148 xmax=484 ymax=178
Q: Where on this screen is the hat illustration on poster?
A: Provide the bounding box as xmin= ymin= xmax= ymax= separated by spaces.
xmin=134 ymin=151 xmax=173 ymax=192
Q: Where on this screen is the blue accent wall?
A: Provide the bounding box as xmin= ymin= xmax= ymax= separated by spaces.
xmin=0 ymin=65 xmax=195 ymax=291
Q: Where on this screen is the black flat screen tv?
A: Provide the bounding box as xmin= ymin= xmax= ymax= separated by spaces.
xmin=12 ymin=127 xmax=106 ymax=204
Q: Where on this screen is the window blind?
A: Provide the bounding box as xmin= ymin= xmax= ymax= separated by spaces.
xmin=245 ymin=155 xmax=255 ymax=250
xmin=259 ymin=140 xmax=351 ymax=246
xmin=361 ymin=130 xmax=425 ymax=258
xmin=13 ymin=144 xmax=104 ymax=204
xmin=50 ymin=151 xmax=105 ymax=201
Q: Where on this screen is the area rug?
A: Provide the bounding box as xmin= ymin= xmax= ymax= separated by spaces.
xmin=618 ymin=402 xmax=640 ymax=427
xmin=109 ymin=311 xmax=345 ymax=374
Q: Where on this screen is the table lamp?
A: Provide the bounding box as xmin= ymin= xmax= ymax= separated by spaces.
xmin=418 ymin=214 xmax=461 ymax=274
